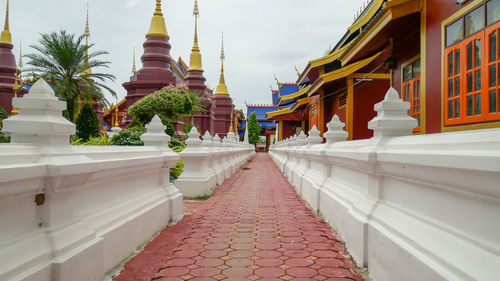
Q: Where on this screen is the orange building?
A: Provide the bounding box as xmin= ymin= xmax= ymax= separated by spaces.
xmin=269 ymin=0 xmax=500 ymax=141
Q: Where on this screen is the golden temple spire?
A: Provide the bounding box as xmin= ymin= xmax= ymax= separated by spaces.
xmin=0 ymin=0 xmax=11 ymax=45
xmin=146 ymin=0 xmax=169 ymax=39
xmin=188 ymin=0 xmax=203 ymax=71
xmin=214 ymin=33 xmax=229 ymax=96
xmin=229 ymin=110 xmax=234 ymax=132
xmin=11 ymin=43 xmax=20 ymax=115
xmin=132 ymin=47 xmax=137 ymax=74
xmin=114 ymin=109 xmax=119 ymax=127
xmin=18 ymin=42 xmax=22 ymax=69
xmin=83 ymin=2 xmax=91 ymax=74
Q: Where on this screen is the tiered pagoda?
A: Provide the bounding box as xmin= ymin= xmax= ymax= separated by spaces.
xmin=0 ymin=0 xmax=18 ymax=113
xmin=185 ymin=0 xmax=211 ymax=135
xmin=122 ymin=0 xmax=177 ymax=124
xmin=211 ymin=34 xmax=234 ymax=138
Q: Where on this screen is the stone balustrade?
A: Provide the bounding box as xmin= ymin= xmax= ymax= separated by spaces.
xmin=269 ymin=87 xmax=500 ymax=281
xmin=175 ymin=127 xmax=255 ymax=198
xmin=0 ymin=79 xmax=183 ymax=281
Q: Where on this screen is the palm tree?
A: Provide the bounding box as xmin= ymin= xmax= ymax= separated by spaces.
xmin=25 ymin=30 xmax=116 ymax=122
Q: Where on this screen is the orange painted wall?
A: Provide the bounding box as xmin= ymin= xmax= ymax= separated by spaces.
xmin=325 ymin=92 xmax=347 ymax=129
xmin=353 ymin=79 xmax=390 ymax=140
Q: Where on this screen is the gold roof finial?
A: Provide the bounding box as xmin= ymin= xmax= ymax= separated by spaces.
xmin=229 ymin=110 xmax=234 ymax=132
xmin=294 ymin=65 xmax=301 ymax=77
xmin=132 ymin=47 xmax=137 ymax=74
xmin=189 ymin=0 xmax=203 ymax=71
xmin=274 ymin=74 xmax=280 ymax=85
xmin=0 ymin=0 xmax=11 ymax=45
xmin=214 ymin=33 xmax=229 ymax=96
xmin=146 ymin=0 xmax=169 ymax=39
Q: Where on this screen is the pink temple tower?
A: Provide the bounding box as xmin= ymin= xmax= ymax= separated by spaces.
xmin=122 ymin=0 xmax=176 ymax=123
xmin=0 ymin=0 xmax=17 ymax=113
xmin=211 ymin=33 xmax=234 ymax=138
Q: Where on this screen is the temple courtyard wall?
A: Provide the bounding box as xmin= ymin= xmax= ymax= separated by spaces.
xmin=0 ymin=79 xmax=254 ymax=281
xmin=269 ymin=88 xmax=500 ymax=281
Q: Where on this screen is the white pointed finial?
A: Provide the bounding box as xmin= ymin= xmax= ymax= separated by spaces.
xmin=368 ymin=87 xmax=418 ymax=138
xmin=185 ymin=126 xmax=202 ymax=147
xmin=307 ymin=125 xmax=323 ymax=145
xmin=141 ymin=115 xmax=171 ymax=146
xmin=324 ymin=114 xmax=348 ymax=144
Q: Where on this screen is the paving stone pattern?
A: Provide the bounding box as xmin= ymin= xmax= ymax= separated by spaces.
xmin=114 ymin=153 xmax=365 ymax=281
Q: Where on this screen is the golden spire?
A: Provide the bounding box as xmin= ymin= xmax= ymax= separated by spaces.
xmin=11 ymin=69 xmax=19 ymax=115
xmin=114 ymin=109 xmax=119 ymax=127
xmin=132 ymin=47 xmax=136 ymax=74
xmin=83 ymin=2 xmax=91 ymax=74
xmin=188 ymin=0 xmax=203 ymax=71
xmin=0 ymin=0 xmax=11 ymax=45
xmin=229 ymin=110 xmax=234 ymax=132
xmin=18 ymin=42 xmax=23 ymax=69
xmin=214 ymin=33 xmax=229 ymax=96
xmin=146 ymin=0 xmax=169 ymax=39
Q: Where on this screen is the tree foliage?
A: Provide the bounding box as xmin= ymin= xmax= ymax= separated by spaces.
xmin=248 ymin=112 xmax=261 ymax=145
xmin=25 ymin=30 xmax=116 ymax=122
xmin=75 ymin=103 xmax=100 ymax=141
xmin=127 ymin=84 xmax=204 ymax=126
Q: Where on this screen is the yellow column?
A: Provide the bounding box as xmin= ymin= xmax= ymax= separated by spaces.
xmin=319 ymin=89 xmax=325 ymax=136
xmin=301 ymin=120 xmax=305 ymax=132
xmin=279 ymin=120 xmax=283 ymax=141
xmin=347 ymin=78 xmax=354 ymax=140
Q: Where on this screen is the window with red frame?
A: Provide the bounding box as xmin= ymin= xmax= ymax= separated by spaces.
xmin=444 ymin=0 xmax=500 ymax=125
xmin=402 ymin=59 xmax=421 ymax=132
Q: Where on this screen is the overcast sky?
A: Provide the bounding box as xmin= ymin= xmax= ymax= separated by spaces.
xmin=7 ymin=0 xmax=366 ymax=110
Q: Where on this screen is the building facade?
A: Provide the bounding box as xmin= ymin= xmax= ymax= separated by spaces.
xmin=268 ymin=0 xmax=500 ymax=141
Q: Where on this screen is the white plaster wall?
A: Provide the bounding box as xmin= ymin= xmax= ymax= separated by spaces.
xmin=269 ymin=128 xmax=500 ymax=281
xmin=0 ymin=145 xmax=183 ymax=281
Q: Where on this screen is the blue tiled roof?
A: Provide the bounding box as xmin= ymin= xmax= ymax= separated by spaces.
xmin=239 ymin=120 xmax=247 ymax=128
xmin=272 ymin=92 xmax=279 ymax=106
xmin=172 ymin=60 xmax=185 ymax=75
xmin=247 ymin=106 xmax=278 ymax=120
xmin=279 ymin=84 xmax=299 ymax=96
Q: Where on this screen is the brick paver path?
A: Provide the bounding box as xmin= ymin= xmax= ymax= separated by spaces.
xmin=114 ymin=153 xmax=365 ymax=281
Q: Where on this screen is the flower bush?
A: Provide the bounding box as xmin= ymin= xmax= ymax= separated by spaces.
xmin=127 ymin=84 xmax=197 ymax=126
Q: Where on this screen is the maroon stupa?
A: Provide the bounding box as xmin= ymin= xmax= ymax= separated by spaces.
xmin=0 ymin=2 xmax=16 ymax=114
xmin=122 ymin=1 xmax=176 ymax=124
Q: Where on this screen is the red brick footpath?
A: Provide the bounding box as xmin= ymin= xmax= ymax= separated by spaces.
xmin=114 ymin=153 xmax=365 ymax=281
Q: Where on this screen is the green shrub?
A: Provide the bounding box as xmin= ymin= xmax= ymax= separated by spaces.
xmin=110 ymin=127 xmax=146 ymax=146
xmin=170 ymin=159 xmax=184 ymax=179
xmin=75 ymin=103 xmax=100 ymax=141
xmin=169 ymin=138 xmax=185 ymax=149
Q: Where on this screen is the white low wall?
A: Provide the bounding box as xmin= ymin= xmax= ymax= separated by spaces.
xmin=175 ymin=129 xmax=255 ymax=198
xmin=269 ymin=88 xmax=500 ymax=281
xmin=0 ymin=80 xmax=184 ymax=281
